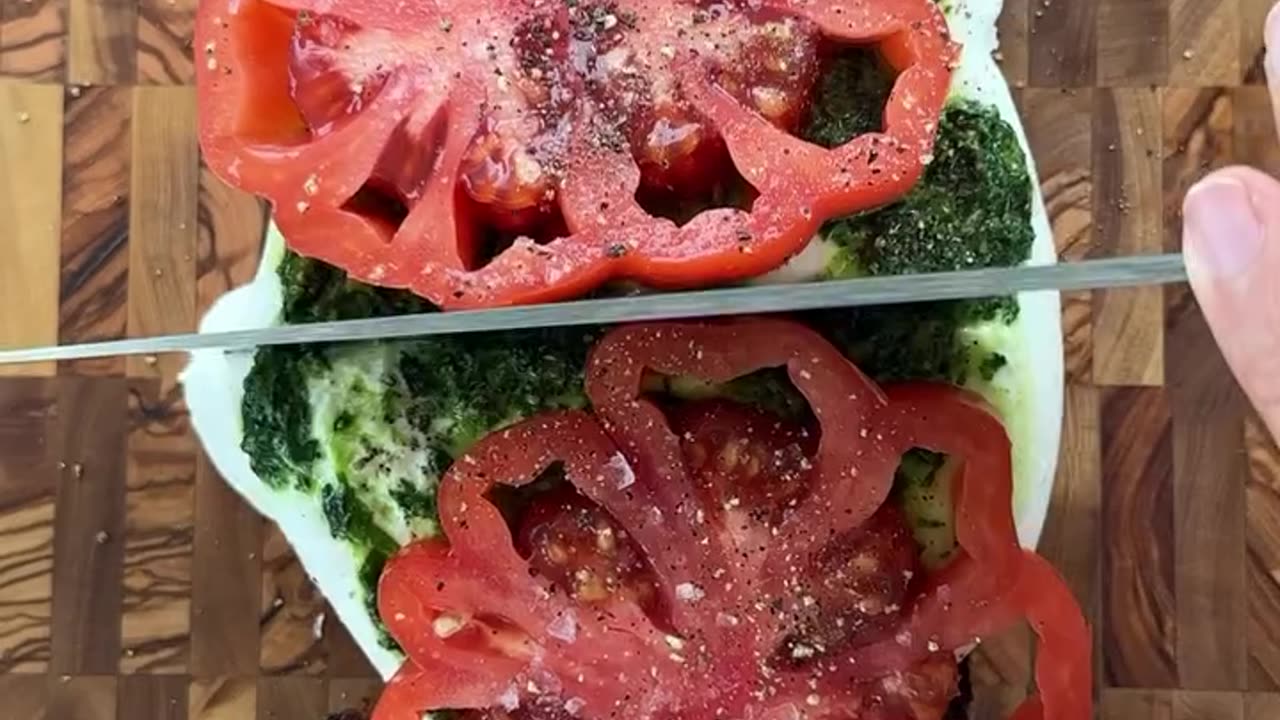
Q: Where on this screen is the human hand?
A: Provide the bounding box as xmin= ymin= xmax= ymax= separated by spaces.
xmin=1181 ymin=4 xmax=1280 ymax=439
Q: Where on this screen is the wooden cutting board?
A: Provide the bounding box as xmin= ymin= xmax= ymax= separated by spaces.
xmin=1 ymin=1 xmax=1278 ymax=717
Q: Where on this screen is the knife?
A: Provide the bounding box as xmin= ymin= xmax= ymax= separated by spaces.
xmin=0 ymin=253 xmax=1186 ymax=365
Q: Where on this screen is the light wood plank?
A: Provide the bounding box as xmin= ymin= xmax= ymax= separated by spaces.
xmin=0 ymin=81 xmax=61 ymax=378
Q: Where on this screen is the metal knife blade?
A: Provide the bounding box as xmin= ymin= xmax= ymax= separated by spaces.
xmin=0 ymin=253 xmax=1186 ymax=365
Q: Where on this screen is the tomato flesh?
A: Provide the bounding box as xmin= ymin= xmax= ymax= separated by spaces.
xmin=517 ymin=489 xmax=662 ymax=618
xmin=369 ymin=320 xmax=1092 ymax=720
xmin=197 ymin=0 xmax=957 ymax=307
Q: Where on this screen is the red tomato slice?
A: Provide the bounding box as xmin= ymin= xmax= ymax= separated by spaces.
xmin=196 ymin=0 xmax=957 ymax=308
xmin=516 ymin=488 xmax=663 ymax=619
xmin=372 ymin=320 xmax=1092 ymax=720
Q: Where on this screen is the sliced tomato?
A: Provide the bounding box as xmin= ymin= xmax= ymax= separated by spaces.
xmin=516 ymin=488 xmax=663 ymax=618
xmin=373 ymin=320 xmax=1092 ymax=720
xmin=196 ymin=0 xmax=956 ymax=308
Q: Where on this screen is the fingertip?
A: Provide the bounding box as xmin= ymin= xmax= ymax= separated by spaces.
xmin=1182 ymin=172 xmax=1265 ymax=281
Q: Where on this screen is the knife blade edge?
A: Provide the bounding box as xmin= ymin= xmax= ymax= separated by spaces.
xmin=0 ymin=253 xmax=1186 ymax=365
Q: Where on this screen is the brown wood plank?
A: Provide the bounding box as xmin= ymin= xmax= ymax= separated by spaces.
xmin=0 ymin=81 xmax=61 ymax=378
xmin=968 ymin=623 xmax=1032 ymax=718
xmin=1174 ymin=691 xmax=1244 ymax=719
xmin=1101 ymin=688 xmax=1174 ymax=719
xmin=0 ymin=379 xmax=56 ymax=673
xmin=119 ymin=675 xmax=187 ymax=720
xmin=48 ymin=676 xmax=117 ymax=720
xmin=1038 ymin=385 xmax=1103 ymax=689
xmin=1102 ymin=386 xmax=1177 ymax=688
xmin=121 ymin=379 xmax=194 ymax=673
xmin=1168 ymin=0 xmax=1240 ymax=87
xmin=59 ymin=85 xmax=130 ymax=377
xmin=49 ymin=377 xmax=127 ymax=675
xmin=0 ymin=0 xmax=65 ymax=81
xmin=323 ymin=607 xmax=378 ymax=678
xmin=1093 ymin=88 xmax=1165 ymax=386
xmin=328 ymin=678 xmax=382 ymax=717
xmin=1235 ymin=87 xmax=1280 ymax=175
xmin=260 ymin=525 xmax=326 ymax=675
xmin=66 ymin=0 xmax=135 ymax=85
xmin=1097 ymin=0 xmax=1169 ymax=87
xmin=1029 ymin=0 xmax=1096 ymax=87
xmin=0 ymin=674 xmax=50 ymax=717
xmin=1021 ymin=88 xmax=1094 ymax=382
xmin=1162 ymin=88 xmax=1234 ymax=258
xmin=1240 ymin=0 xmax=1272 ymax=84
xmin=1161 ymin=86 xmax=1249 ymax=693
xmin=1167 ymin=293 xmax=1248 ymax=691
xmin=196 ymin=165 xmax=267 ymax=315
xmin=189 ymin=677 xmax=256 ymax=720
xmin=127 ymin=85 xmax=197 ymax=382
xmin=136 ymin=0 xmax=195 ymax=85
xmin=256 ymin=677 xmax=326 ymax=720
xmin=1247 ymin=412 xmax=1280 ymax=691
xmin=995 ymin=1 xmax=1029 ymax=89
xmin=190 ymin=453 xmax=262 ymax=678
xmin=1246 ymin=693 xmax=1280 ymax=717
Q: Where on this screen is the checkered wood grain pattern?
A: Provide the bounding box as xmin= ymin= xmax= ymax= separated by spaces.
xmin=0 ymin=0 xmax=1278 ymax=717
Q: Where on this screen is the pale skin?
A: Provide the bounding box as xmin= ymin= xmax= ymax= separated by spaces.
xmin=1182 ymin=2 xmax=1280 ymax=440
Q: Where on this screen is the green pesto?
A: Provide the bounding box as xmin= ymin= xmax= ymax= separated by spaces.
xmin=802 ymin=47 xmax=896 ymax=148
xmin=815 ymin=100 xmax=1035 ymax=277
xmin=797 ymin=48 xmax=1034 ymax=387
xmin=241 ymin=345 xmax=323 ymax=491
xmin=278 ymin=250 xmax=434 ymax=324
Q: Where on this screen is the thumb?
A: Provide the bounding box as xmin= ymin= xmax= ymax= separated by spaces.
xmin=1182 ymin=167 xmax=1280 ymax=438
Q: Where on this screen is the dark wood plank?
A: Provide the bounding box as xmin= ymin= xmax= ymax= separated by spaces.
xmin=189 ymin=677 xmax=256 ymax=720
xmin=1173 ymin=691 xmax=1243 ymax=719
xmin=1167 ymin=294 xmax=1248 ymax=691
xmin=1097 ymin=0 xmax=1169 ymax=87
xmin=1029 ymin=0 xmax=1096 ymax=87
xmin=59 ymin=85 xmax=130 ymax=378
xmin=1102 ymin=386 xmax=1177 ymax=688
xmin=1247 ymin=412 xmax=1280 ymax=691
xmin=323 ymin=607 xmax=378 ymax=678
xmin=190 ymin=453 xmax=262 ymax=678
xmin=256 ymin=677 xmax=326 ymax=720
xmin=0 ymin=379 xmax=56 ymax=673
xmin=121 ymin=379 xmax=195 ymax=673
xmin=1246 ymin=693 xmax=1280 ymax=717
xmin=260 ymin=525 xmax=326 ymax=675
xmin=1038 ymin=385 xmax=1103 ymax=690
xmin=50 ymin=377 xmax=127 ymax=675
xmin=1100 ymin=688 xmax=1174 ymax=719
xmin=995 ymin=0 xmax=1029 ymax=88
xmin=968 ymin=623 xmax=1032 ymax=719
xmin=1021 ymin=88 xmax=1094 ymax=382
xmin=66 ymin=0 xmax=135 ymax=85
xmin=1093 ymin=88 xmax=1165 ymax=386
xmin=328 ymin=678 xmax=382 ymax=717
xmin=0 ymin=0 xmax=65 ymax=81
xmin=127 ymin=85 xmax=198 ymax=382
xmin=48 ymin=676 xmax=117 ymax=720
xmin=1235 ymin=87 xmax=1280 ymax=176
xmin=0 ymin=674 xmax=49 ymax=718
xmin=136 ymin=0 xmax=195 ymax=85
xmin=119 ymin=675 xmax=187 ymax=720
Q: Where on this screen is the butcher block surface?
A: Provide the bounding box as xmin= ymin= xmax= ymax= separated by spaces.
xmin=1 ymin=0 xmax=1279 ymax=717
